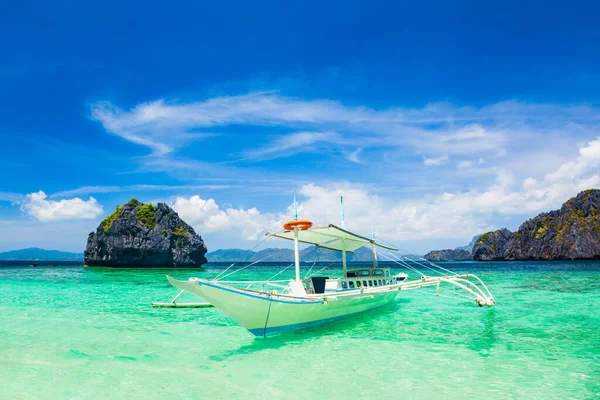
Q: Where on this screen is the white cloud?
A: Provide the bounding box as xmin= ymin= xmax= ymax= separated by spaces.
xmin=90 ymin=92 xmax=600 ymax=190
xmin=172 ymin=195 xmax=283 ymax=241
xmin=51 ymin=184 xmax=236 ymax=198
xmin=170 ymin=184 xmax=490 ymax=245
xmin=93 ymin=93 xmax=600 ymax=161
xmin=346 ymin=148 xmax=364 ymax=163
xmin=243 ymin=131 xmax=343 ymax=160
xmin=85 ymin=90 xmax=600 ymax=248
xmin=545 ymin=138 xmax=600 ymax=181
xmin=90 ymin=100 xmax=216 ymax=155
xmin=21 ymin=191 xmax=103 ymax=222
xmin=424 ymin=155 xmax=449 ymax=166
xmin=170 ymin=137 xmax=600 ymax=247
xmin=0 ymin=192 xmax=24 ymax=203
xmin=293 ymin=184 xmax=492 ymax=241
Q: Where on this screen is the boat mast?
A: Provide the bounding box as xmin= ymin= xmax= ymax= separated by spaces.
xmin=371 ymin=225 xmax=378 ymax=268
xmin=340 ymin=196 xmax=348 ymax=278
xmin=340 ymin=196 xmax=347 ymax=276
xmin=294 ymin=227 xmax=301 ymax=282
xmin=340 ymin=196 xmax=344 ymax=227
xmin=293 ymin=197 xmax=301 ymax=282
xmin=342 ymin=239 xmax=347 ymax=277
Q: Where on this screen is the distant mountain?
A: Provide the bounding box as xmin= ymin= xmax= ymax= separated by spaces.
xmin=424 ymin=234 xmax=481 ymax=261
xmin=206 ymin=246 xmax=377 ymax=262
xmin=455 ymin=235 xmax=482 ymax=252
xmin=300 ymin=246 xmax=375 ymax=262
xmin=251 ymin=248 xmax=295 ymax=261
xmin=423 ymin=248 xmax=471 ymax=261
xmin=206 ymin=249 xmax=255 ymax=262
xmin=0 ymin=248 xmax=84 ymax=261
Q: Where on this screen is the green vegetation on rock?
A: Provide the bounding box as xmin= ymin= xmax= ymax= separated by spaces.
xmin=174 ymin=226 xmax=187 ymax=248
xmin=161 ymin=229 xmax=167 ymax=237
xmin=136 ymin=203 xmax=157 ymax=230
xmin=173 ymin=226 xmax=187 ymax=237
xmin=102 ymin=205 xmax=125 ymax=232
xmin=514 ymin=231 xmax=522 ymax=241
xmin=477 ymin=231 xmax=493 ymax=245
xmin=535 ymin=225 xmax=547 ymax=239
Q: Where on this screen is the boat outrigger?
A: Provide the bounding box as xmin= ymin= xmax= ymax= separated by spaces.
xmin=155 ymin=206 xmax=495 ymax=337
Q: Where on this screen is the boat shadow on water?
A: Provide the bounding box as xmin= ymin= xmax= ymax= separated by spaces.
xmin=208 ymin=300 xmax=408 ymax=362
xmin=470 ymin=309 xmax=497 ymax=357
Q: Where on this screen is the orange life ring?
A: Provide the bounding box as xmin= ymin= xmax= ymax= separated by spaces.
xmin=283 ymin=220 xmax=313 ymax=231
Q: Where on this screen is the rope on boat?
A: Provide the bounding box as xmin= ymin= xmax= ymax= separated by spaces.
xmin=262 ymin=294 xmax=273 ymax=338
xmin=303 ymin=262 xmax=317 ymax=279
xmin=212 ymin=236 xmax=272 ymax=281
xmin=212 ymin=263 xmax=237 ymax=282
xmin=378 ymin=238 xmax=459 ymax=276
xmin=378 ymin=251 xmax=425 ymax=276
xmin=403 ymin=254 xmax=458 ymax=276
xmin=400 ymin=255 xmax=451 ymax=276
xmin=381 ymin=251 xmax=425 ymax=276
xmin=214 ymin=247 xmax=291 ymax=282
xmin=305 ymin=262 xmax=337 ymax=278
xmin=266 ymin=263 xmax=294 ymax=282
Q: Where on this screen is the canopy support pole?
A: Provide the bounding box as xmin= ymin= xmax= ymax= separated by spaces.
xmin=371 ymin=242 xmax=378 ymax=268
xmin=294 ymin=226 xmax=301 ymax=282
xmin=342 ymin=245 xmax=347 ymax=278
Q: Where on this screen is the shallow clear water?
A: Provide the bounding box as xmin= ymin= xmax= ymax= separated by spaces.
xmin=1 ymin=261 xmax=599 ymax=399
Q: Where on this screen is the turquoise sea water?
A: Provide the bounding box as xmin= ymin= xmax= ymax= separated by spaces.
xmin=1 ymin=261 xmax=599 ymax=399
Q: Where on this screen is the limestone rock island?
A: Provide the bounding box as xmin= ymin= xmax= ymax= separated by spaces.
xmin=84 ymin=198 xmax=207 ymax=268
xmin=473 ymin=189 xmax=600 ymax=261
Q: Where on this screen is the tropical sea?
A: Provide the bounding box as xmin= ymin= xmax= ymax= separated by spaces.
xmin=0 ymin=261 xmax=598 ymax=399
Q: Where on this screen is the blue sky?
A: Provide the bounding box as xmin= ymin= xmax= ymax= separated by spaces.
xmin=1 ymin=1 xmax=600 ymax=253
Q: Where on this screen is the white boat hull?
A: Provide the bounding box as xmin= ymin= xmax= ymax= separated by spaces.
xmin=167 ymin=276 xmax=400 ymax=337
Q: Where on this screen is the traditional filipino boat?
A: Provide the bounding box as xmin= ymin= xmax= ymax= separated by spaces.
xmin=155 ymin=199 xmax=495 ymax=337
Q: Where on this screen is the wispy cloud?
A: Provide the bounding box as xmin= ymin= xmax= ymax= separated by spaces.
xmin=242 ymin=131 xmax=344 ymax=160
xmin=423 ymin=155 xmax=449 ymax=166
xmin=89 ymin=92 xmax=600 ymax=198
xmin=346 ymin=148 xmax=364 ymax=164
xmin=0 ymin=192 xmax=24 ymax=203
xmin=51 ymin=184 xmax=237 ymax=198
xmin=91 ymin=93 xmax=600 ymax=162
xmin=90 ymin=101 xmax=218 ymax=155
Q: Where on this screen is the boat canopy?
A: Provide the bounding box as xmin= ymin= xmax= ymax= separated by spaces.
xmin=267 ymin=224 xmax=398 ymax=252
